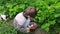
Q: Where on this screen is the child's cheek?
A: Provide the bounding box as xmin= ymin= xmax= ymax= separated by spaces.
xmin=31 ymin=25 xmax=33 ymax=27
xmin=31 ymin=25 xmax=37 ymax=29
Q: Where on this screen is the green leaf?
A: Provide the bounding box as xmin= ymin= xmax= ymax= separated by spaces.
xmin=19 ymin=4 xmax=25 ymax=10
xmin=54 ymin=14 xmax=60 ymax=18
xmin=5 ymin=3 xmax=13 ymax=8
xmin=41 ymin=23 xmax=50 ymax=32
xmin=49 ymin=20 xmax=56 ymax=25
xmin=55 ymin=2 xmax=60 ymax=8
xmin=41 ymin=23 xmax=50 ymax=29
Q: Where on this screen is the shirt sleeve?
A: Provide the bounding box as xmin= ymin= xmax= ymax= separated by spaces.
xmin=13 ymin=19 xmax=30 ymax=33
xmin=22 ymin=18 xmax=31 ymax=28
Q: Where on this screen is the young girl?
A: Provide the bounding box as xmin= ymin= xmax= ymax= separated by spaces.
xmin=13 ymin=6 xmax=37 ymax=33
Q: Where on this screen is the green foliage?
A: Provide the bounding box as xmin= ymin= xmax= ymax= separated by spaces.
xmin=0 ymin=20 xmax=17 ymax=34
xmin=0 ymin=0 xmax=60 ymax=34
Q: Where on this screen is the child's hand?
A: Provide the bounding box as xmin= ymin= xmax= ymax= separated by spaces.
xmin=26 ymin=27 xmax=30 ymax=33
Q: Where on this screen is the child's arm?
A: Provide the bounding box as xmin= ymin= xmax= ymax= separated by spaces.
xmin=30 ymin=18 xmax=36 ymax=22
xmin=13 ymin=19 xmax=30 ymax=33
xmin=22 ymin=18 xmax=31 ymax=28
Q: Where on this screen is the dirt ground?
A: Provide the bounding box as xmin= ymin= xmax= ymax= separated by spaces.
xmin=34 ymin=28 xmax=47 ymax=34
xmin=17 ymin=28 xmax=47 ymax=34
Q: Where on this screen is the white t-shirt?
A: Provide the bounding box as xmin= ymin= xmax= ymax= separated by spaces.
xmin=14 ymin=12 xmax=26 ymax=25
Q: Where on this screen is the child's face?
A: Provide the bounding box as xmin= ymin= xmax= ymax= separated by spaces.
xmin=27 ymin=16 xmax=32 ymax=18
xmin=24 ymin=13 xmax=32 ymax=18
xmin=29 ymin=24 xmax=37 ymax=30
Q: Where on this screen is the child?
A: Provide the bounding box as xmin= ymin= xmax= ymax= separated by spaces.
xmin=13 ymin=6 xmax=37 ymax=33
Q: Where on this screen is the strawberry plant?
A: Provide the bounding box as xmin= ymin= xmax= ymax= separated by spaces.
xmin=0 ymin=0 xmax=60 ymax=34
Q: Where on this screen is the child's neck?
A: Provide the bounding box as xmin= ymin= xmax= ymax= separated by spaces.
xmin=23 ymin=13 xmax=28 ymax=19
